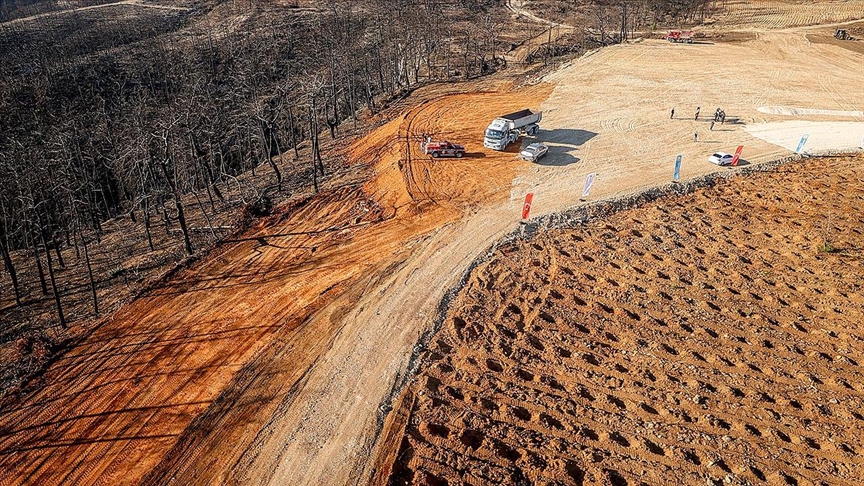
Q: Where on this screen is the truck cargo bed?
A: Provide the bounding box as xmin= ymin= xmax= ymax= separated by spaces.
xmin=501 ymin=109 xmax=536 ymax=121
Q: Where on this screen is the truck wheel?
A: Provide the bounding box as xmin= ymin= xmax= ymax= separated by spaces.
xmin=431 ymin=152 xmax=440 ymax=158
xmin=456 ymin=152 xmax=463 ymax=158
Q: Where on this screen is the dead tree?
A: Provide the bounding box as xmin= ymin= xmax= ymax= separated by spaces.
xmin=157 ymin=129 xmax=194 ymax=256
xmin=0 ymin=224 xmax=21 ymax=306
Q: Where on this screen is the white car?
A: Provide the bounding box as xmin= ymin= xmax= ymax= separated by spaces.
xmin=708 ymin=152 xmax=734 ymax=166
xmin=520 ymin=143 xmax=549 ymax=162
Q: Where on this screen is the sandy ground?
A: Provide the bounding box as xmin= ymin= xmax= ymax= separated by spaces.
xmin=1 ymin=2 xmax=863 ymax=485
xmin=708 ymin=0 xmax=864 ymax=30
xmin=387 ymin=154 xmax=864 ymax=485
xmin=757 ymin=106 xmax=864 ymax=117
xmin=746 ymin=121 xmax=864 ymax=153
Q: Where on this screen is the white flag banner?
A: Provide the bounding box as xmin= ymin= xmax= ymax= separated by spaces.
xmin=582 ymin=173 xmax=596 ymax=198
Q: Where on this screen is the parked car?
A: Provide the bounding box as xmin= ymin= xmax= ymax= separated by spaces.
xmin=708 ymin=152 xmax=734 ymax=166
xmin=520 ymin=142 xmax=549 ymax=162
xmin=420 ymin=140 xmax=465 ymax=158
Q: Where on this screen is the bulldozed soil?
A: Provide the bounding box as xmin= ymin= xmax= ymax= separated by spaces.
xmin=706 ymin=0 xmax=864 ymax=29
xmin=0 ymin=83 xmax=553 ymax=486
xmin=387 ymin=154 xmax=864 ymax=485
xmin=2 ymin=1 xmax=864 ymax=485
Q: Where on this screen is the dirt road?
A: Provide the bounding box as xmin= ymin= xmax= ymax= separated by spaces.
xmin=256 ymin=17 xmax=864 ymax=486
xmin=0 ymin=0 xmax=190 ymax=26
xmin=1 ymin=2 xmax=863 ymax=485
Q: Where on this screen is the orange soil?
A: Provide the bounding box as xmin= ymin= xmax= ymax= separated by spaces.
xmin=386 ymin=155 xmax=864 ymax=486
xmin=0 ymin=82 xmax=551 ymax=485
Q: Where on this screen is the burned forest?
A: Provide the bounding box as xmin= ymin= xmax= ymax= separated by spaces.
xmin=4 ymin=1 xmax=855 ymax=485
xmin=0 ymin=0 xmax=716 ymax=400
xmin=0 ymin=0 xmax=521 ymax=396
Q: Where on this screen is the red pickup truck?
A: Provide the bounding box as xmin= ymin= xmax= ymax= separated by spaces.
xmin=420 ymin=140 xmax=465 ymax=158
xmin=665 ymin=30 xmax=694 ymax=43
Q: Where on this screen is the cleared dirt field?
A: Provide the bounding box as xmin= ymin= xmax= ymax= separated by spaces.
xmin=1 ymin=1 xmax=863 ymax=485
xmin=387 ymin=154 xmax=864 ymax=485
xmin=709 ymin=0 xmax=864 ymax=29
xmin=0 ymin=84 xmax=553 ymax=486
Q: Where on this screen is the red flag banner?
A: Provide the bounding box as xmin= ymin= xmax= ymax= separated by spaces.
xmin=522 ymin=193 xmax=534 ymax=220
xmin=731 ymin=145 xmax=744 ymax=166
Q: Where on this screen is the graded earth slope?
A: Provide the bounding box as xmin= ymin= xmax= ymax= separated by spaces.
xmin=1 ymin=2 xmax=863 ymax=485
xmin=387 ymin=154 xmax=864 ymax=485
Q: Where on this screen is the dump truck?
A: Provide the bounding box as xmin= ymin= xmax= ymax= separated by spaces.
xmin=421 ymin=139 xmax=465 ymax=158
xmin=483 ymin=109 xmax=542 ymax=150
xmin=665 ymin=30 xmax=694 ymax=43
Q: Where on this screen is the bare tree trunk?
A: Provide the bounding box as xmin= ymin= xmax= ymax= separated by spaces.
xmin=88 ymin=206 xmax=102 ymax=243
xmin=70 ymin=226 xmax=80 ymax=259
xmin=80 ymin=229 xmax=98 ymax=315
xmin=288 ymin=105 xmax=300 ymax=159
xmin=161 ymin=199 xmax=171 ymax=235
xmin=158 ymin=134 xmax=194 ymax=255
xmin=328 ymin=53 xmax=340 ymax=138
xmin=174 ymin=197 xmax=194 ymax=256
xmin=28 ymin=224 xmax=49 ymax=295
xmin=260 ymin=120 xmax=283 ymax=189
xmin=346 ymin=70 xmax=358 ymax=131
xmin=194 ymin=190 xmax=218 ymax=240
xmin=620 ymin=1 xmax=627 ymax=42
xmin=308 ymin=113 xmax=319 ymax=193
xmin=310 ymin=96 xmax=326 ymax=176
xmin=143 ymin=198 xmax=155 ymax=251
xmin=40 ymin=230 xmax=65 ymax=329
xmin=52 ymin=235 xmax=65 ymax=269
xmin=0 ymin=238 xmax=21 ymax=306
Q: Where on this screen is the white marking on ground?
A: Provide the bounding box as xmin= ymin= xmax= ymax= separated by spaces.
xmin=758 ymin=106 xmax=864 ymax=117
xmin=745 ymin=120 xmax=864 ymax=152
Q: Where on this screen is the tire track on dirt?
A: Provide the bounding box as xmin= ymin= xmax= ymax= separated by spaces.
xmin=387 ymin=155 xmax=864 ymax=486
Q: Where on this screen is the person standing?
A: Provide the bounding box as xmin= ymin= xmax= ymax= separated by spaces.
xmin=694 ymin=131 xmax=698 ymax=142
xmin=671 ymin=107 xmax=675 ymax=119
xmin=710 ymin=120 xmax=715 ymax=131
xmin=695 ymin=106 xmax=701 ymax=120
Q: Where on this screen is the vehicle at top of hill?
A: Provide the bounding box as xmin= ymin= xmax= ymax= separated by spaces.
xmin=483 ymin=109 xmax=542 ymax=151
xmin=665 ymin=30 xmax=694 ymax=43
xmin=421 ymin=140 xmax=466 ymax=158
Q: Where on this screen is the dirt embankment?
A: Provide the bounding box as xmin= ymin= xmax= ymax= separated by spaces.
xmin=2 ymin=1 xmax=864 ymax=483
xmin=387 ymin=154 xmax=864 ymax=485
xmin=0 ymin=81 xmax=551 ymax=486
xmin=708 ymin=0 xmax=864 ymax=30
xmin=806 ymin=20 xmax=864 ymax=56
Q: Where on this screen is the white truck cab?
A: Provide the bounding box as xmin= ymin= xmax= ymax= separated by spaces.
xmin=484 ymin=109 xmax=542 ymax=150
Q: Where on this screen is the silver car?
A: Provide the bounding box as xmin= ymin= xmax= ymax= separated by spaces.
xmin=520 ymin=143 xmax=548 ymax=162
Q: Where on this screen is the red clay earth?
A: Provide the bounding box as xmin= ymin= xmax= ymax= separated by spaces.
xmin=0 ymin=81 xmax=552 ymax=486
xmin=384 ymin=154 xmax=864 ymax=486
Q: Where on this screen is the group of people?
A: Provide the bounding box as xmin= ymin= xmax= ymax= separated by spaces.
xmin=670 ymin=106 xmax=728 ymax=123
xmin=670 ymin=106 xmax=729 ymax=141
xmin=709 ymin=108 xmax=727 ymax=131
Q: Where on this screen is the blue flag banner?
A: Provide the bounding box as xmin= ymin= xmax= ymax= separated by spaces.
xmin=796 ymin=134 xmax=809 ymax=154
xmin=673 ymin=154 xmax=682 ymax=182
xmin=582 ymin=173 xmax=596 ymax=198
